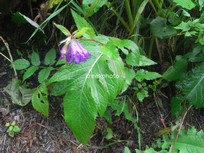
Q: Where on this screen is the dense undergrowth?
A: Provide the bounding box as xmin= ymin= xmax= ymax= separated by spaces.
xmin=1 ymin=0 xmax=204 ymax=152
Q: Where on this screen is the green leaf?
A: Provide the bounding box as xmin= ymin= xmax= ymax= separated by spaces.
xmin=13 ymin=126 xmax=20 ymax=132
xmin=82 ymin=0 xmax=108 ymax=17
xmin=54 ymin=23 xmax=70 ymax=36
xmin=174 ymin=0 xmax=196 ymax=10
xmin=4 ymin=78 xmax=32 ymax=106
xmin=30 ymin=52 xmax=40 ymax=66
xmin=32 ymin=83 xmax=49 ymax=117
xmin=23 ymin=66 xmax=39 ymax=81
xmin=126 ymin=53 xmax=156 ymax=66
xmin=135 ymin=69 xmax=161 ymax=82
xmin=13 ymin=59 xmax=30 ymax=70
xmin=151 ymin=17 xmax=177 ymax=39
xmin=163 ymin=127 xmax=204 ymax=153
xmin=44 ymin=48 xmax=56 ymax=65
xmin=104 ymin=128 xmax=113 ymax=140
xmin=176 ymin=64 xmax=204 ymax=108
xmin=74 ymin=27 xmax=91 ymax=38
xmin=38 ymin=67 xmax=54 ymax=83
xmin=16 ymin=12 xmax=44 ymax=33
xmin=163 ymin=56 xmax=188 ymax=81
xmin=49 ymin=38 xmax=126 ymax=143
xmin=171 ymin=97 xmax=182 ymax=117
xmin=26 ymin=2 xmax=71 ymax=42
xmin=123 ymin=68 xmax=135 ymax=92
xmin=124 ymin=147 xmax=131 ymax=153
xmin=71 ymin=10 xmax=95 ymax=38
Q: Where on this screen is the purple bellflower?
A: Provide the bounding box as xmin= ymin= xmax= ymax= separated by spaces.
xmin=60 ymin=38 xmax=92 ymax=64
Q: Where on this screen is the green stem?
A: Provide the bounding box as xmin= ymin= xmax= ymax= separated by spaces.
xmin=107 ymin=4 xmax=130 ymax=32
xmin=125 ymin=0 xmax=133 ymax=26
xmin=129 ymin=0 xmax=148 ymax=36
xmin=148 ymin=35 xmax=155 ymax=58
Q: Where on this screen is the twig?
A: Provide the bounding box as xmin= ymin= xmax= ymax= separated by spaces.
xmin=170 ymin=105 xmax=192 ymax=153
xmin=0 ymin=36 xmax=18 ymax=78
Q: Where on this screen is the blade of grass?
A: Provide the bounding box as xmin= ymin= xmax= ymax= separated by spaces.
xmin=26 ymin=0 xmax=72 ymax=43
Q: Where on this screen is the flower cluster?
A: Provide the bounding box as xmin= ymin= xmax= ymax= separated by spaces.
xmin=60 ymin=38 xmax=92 ymax=64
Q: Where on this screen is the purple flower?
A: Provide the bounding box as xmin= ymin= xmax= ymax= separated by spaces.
xmin=60 ymin=39 xmax=92 ymax=64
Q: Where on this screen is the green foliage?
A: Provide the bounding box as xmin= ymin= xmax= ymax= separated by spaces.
xmin=173 ymin=0 xmax=196 ymax=10
xmin=137 ymin=127 xmax=204 ymax=153
xmin=163 ymin=56 xmax=188 ymax=81
xmin=5 ymin=121 xmax=20 ymax=137
xmin=13 ymin=59 xmax=30 ymax=70
xmin=82 ymin=0 xmax=107 ymax=17
xmin=176 ymin=64 xmax=204 ymax=108
xmin=71 ymin=10 xmax=95 ymax=38
xmin=151 ymin=17 xmax=177 ymax=39
xmin=32 ymin=83 xmax=49 ymax=117
xmin=4 ymin=78 xmax=32 ymax=106
xmin=44 ymin=48 xmax=56 ymax=65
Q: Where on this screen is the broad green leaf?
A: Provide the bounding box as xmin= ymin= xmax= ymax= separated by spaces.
xmin=126 ymin=53 xmax=156 ymax=66
xmin=71 ymin=10 xmax=95 ymax=38
xmin=44 ymin=48 xmax=56 ymax=65
xmin=163 ymin=127 xmax=204 ymax=153
xmin=38 ymin=67 xmax=54 ymax=83
xmin=48 ymin=38 xmax=126 ymax=143
xmin=13 ymin=59 xmax=30 ymax=70
xmin=176 ymin=64 xmax=204 ymax=108
xmin=4 ymin=78 xmax=32 ymax=106
xmin=32 ymin=83 xmax=49 ymax=117
xmin=54 ymin=23 xmax=70 ymax=36
xmin=136 ymin=69 xmax=161 ymax=82
xmin=50 ymin=80 xmax=69 ymax=96
xmin=151 ymin=17 xmax=177 ymax=39
xmin=23 ymin=66 xmax=39 ymax=81
xmin=163 ymin=56 xmax=187 ymax=81
xmin=174 ymin=0 xmax=196 ymax=10
xmin=30 ymin=52 xmax=40 ymax=66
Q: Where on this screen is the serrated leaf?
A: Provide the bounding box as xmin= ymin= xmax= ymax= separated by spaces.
xmin=174 ymin=0 xmax=196 ymax=10
xmin=48 ymin=38 xmax=126 ymax=143
xmin=54 ymin=23 xmax=70 ymax=36
xmin=136 ymin=69 xmax=161 ymax=82
xmin=32 ymin=83 xmax=49 ymax=117
xmin=176 ymin=64 xmax=204 ymax=108
xmin=71 ymin=10 xmax=95 ymax=38
xmin=126 ymin=53 xmax=156 ymax=66
xmin=38 ymin=67 xmax=54 ymax=83
xmin=13 ymin=59 xmax=30 ymax=70
xmin=30 ymin=52 xmax=40 ymax=66
xmin=163 ymin=128 xmax=204 ymax=153
xmin=23 ymin=66 xmax=38 ymax=81
xmin=44 ymin=48 xmax=56 ymax=65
